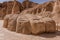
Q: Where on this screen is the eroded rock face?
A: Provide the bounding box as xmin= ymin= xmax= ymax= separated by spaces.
xmin=43 ymin=1 xmax=54 ymax=12
xmin=52 ymin=0 xmax=60 ymax=25
xmin=7 ymin=14 xmax=19 ymax=31
xmin=0 ymin=2 xmax=7 ymax=20
xmin=16 ymin=15 xmax=31 ymax=34
xmin=6 ymin=1 xmax=14 ymax=14
xmin=42 ymin=17 xmax=56 ymax=33
xmin=0 ymin=0 xmax=56 ymax=20
xmin=0 ymin=1 xmax=23 ymax=19
xmin=2 ymin=0 xmax=57 ymax=35
xmin=21 ymin=1 xmax=54 ymax=15
xmin=29 ymin=15 xmax=45 ymax=34
xmin=0 ymin=0 xmax=38 ymax=19
xmin=3 ymin=14 xmax=13 ymax=28
xmin=3 ymin=14 xmax=56 ymax=35
xmin=7 ymin=1 xmax=23 ymax=14
xmin=22 ymin=0 xmax=38 ymax=9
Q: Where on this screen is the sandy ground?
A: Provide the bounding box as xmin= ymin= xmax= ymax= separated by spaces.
xmin=0 ymin=20 xmax=60 ymax=40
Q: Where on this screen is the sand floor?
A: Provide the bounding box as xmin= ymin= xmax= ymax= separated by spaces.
xmin=0 ymin=20 xmax=60 ymax=40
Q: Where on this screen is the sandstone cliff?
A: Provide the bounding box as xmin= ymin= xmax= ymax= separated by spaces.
xmin=0 ymin=0 xmax=55 ymax=19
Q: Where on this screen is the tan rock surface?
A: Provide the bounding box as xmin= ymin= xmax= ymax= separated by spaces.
xmin=3 ymin=14 xmax=13 ymax=28
xmin=16 ymin=15 xmax=31 ymax=34
xmin=7 ymin=14 xmax=19 ymax=31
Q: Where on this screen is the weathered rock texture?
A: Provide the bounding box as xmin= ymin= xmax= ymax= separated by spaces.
xmin=3 ymin=0 xmax=58 ymax=35
xmin=3 ymin=14 xmax=13 ymax=28
xmin=52 ymin=0 xmax=60 ymax=25
xmin=16 ymin=15 xmax=31 ymax=34
xmin=42 ymin=17 xmax=56 ymax=33
xmin=22 ymin=0 xmax=38 ymax=9
xmin=43 ymin=1 xmax=54 ymax=12
xmin=3 ymin=14 xmax=56 ymax=35
xmin=0 ymin=1 xmax=22 ymax=19
xmin=0 ymin=2 xmax=7 ymax=19
xmin=0 ymin=0 xmax=55 ymax=19
xmin=7 ymin=14 xmax=19 ymax=31
xmin=12 ymin=1 xmax=23 ymax=14
xmin=28 ymin=15 xmax=45 ymax=34
xmin=0 ymin=0 xmax=39 ymax=19
xmin=21 ymin=1 xmax=54 ymax=14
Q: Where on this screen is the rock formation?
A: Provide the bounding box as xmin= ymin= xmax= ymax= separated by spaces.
xmin=8 ymin=14 xmax=19 ymax=31
xmin=22 ymin=0 xmax=38 ymax=9
xmin=2 ymin=0 xmax=59 ymax=35
xmin=21 ymin=1 xmax=54 ymax=15
xmin=3 ymin=14 xmax=56 ymax=34
xmin=52 ymin=0 xmax=60 ymax=25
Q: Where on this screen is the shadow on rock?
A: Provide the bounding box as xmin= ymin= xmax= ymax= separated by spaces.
xmin=36 ymin=30 xmax=60 ymax=38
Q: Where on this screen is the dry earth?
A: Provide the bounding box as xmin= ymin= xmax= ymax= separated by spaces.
xmin=0 ymin=20 xmax=60 ymax=40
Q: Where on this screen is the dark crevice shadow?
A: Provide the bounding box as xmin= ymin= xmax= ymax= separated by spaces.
xmin=38 ymin=33 xmax=56 ymax=38
xmin=34 ymin=31 xmax=60 ymax=38
xmin=56 ymin=31 xmax=60 ymax=36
